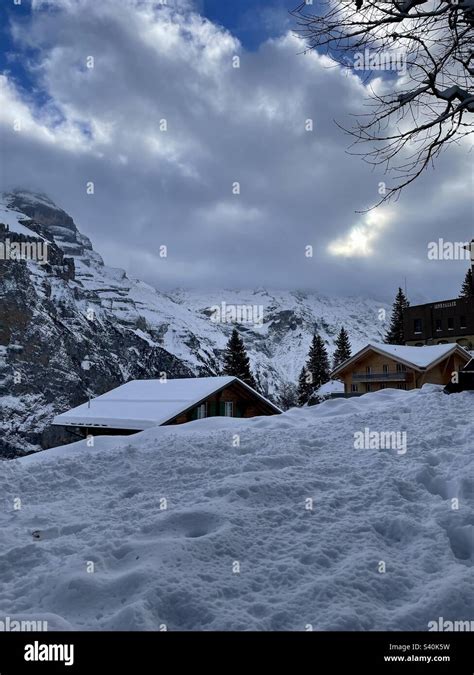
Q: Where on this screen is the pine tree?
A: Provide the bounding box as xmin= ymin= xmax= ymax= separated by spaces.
xmin=297 ymin=333 xmax=331 ymax=405
xmin=307 ymin=333 xmax=331 ymax=388
xmin=297 ymin=366 xmax=311 ymax=406
xmin=222 ymin=328 xmax=257 ymax=388
xmin=384 ymin=287 xmax=410 ymax=345
xmin=279 ymin=381 xmax=298 ymax=411
xmin=333 ymin=327 xmax=352 ymax=370
xmin=460 ymin=268 xmax=474 ymax=298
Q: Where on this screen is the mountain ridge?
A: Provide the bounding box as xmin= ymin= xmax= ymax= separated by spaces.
xmin=0 ymin=190 xmax=389 ymax=457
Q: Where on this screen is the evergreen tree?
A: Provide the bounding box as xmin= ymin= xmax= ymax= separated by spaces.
xmin=297 ymin=366 xmax=311 ymax=406
xmin=384 ymin=287 xmax=410 ymax=345
xmin=297 ymin=333 xmax=331 ymax=405
xmin=279 ymin=381 xmax=298 ymax=411
xmin=222 ymin=328 xmax=257 ymax=388
xmin=460 ymin=268 xmax=474 ymax=298
xmin=333 ymin=327 xmax=352 ymax=370
xmin=307 ymin=333 xmax=331 ymax=389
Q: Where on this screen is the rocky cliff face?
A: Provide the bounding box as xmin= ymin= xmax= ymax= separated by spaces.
xmin=0 ymin=191 xmax=389 ymax=457
xmin=0 ymin=192 xmax=192 ymax=457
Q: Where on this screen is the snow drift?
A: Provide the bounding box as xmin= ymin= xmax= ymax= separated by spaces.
xmin=1 ymin=386 xmax=473 ymax=631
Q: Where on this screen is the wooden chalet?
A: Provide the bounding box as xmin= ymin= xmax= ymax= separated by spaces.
xmin=52 ymin=376 xmax=282 ymax=437
xmin=331 ymin=343 xmax=471 ymax=395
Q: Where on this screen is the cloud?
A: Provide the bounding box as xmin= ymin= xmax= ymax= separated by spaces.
xmin=0 ymin=74 xmax=93 ymax=152
xmin=0 ymin=0 xmax=471 ymax=302
xmin=328 ymin=211 xmax=392 ymax=258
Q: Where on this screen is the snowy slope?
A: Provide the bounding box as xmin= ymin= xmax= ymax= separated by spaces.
xmin=1 ymin=386 xmax=472 ymax=631
xmin=168 ymin=288 xmax=390 ymax=397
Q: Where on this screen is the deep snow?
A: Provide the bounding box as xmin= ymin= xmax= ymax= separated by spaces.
xmin=1 ymin=386 xmax=473 ymax=631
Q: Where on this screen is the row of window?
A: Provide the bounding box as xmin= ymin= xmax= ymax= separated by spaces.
xmin=351 ymin=383 xmax=408 ymax=392
xmin=363 ymin=364 xmax=407 ymax=374
xmin=413 ymin=316 xmax=469 ymax=334
xmin=196 ymin=401 xmax=234 ymax=419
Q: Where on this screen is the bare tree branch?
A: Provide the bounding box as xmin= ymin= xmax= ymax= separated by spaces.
xmin=291 ymin=0 xmax=474 ymax=206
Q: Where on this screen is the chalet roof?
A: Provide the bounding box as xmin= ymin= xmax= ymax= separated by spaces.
xmin=332 ymin=342 xmax=471 ymax=377
xmin=52 ymin=376 xmax=282 ymax=431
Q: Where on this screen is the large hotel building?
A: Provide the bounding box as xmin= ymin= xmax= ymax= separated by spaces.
xmin=404 ymin=240 xmax=474 ymax=350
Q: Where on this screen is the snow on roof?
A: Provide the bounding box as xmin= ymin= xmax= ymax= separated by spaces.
xmin=333 ymin=342 xmax=470 ymax=374
xmin=53 ymin=376 xmax=281 ymax=430
xmin=316 ymin=380 xmax=345 ymax=396
xmin=368 ymin=342 xmax=468 ymax=368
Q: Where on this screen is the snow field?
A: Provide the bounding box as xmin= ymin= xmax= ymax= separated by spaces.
xmin=0 ymin=385 xmax=472 ymax=631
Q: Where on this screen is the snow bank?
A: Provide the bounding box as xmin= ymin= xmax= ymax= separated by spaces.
xmin=1 ymin=386 xmax=473 ymax=631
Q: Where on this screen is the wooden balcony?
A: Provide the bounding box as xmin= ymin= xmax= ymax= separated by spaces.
xmin=352 ymin=372 xmax=409 ymax=383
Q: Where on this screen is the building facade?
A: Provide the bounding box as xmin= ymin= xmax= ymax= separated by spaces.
xmin=331 ymin=343 xmax=471 ymax=395
xmin=404 ymin=297 xmax=474 ymax=349
xmin=404 ymin=239 xmax=474 ymax=348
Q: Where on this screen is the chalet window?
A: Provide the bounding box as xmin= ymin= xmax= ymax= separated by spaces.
xmin=351 ymin=384 xmax=358 ymax=393
xmin=366 ymin=366 xmax=372 ymax=374
xmin=413 ymin=318 xmax=422 ymax=334
xmin=460 ymin=315 xmax=467 ymax=329
xmin=196 ymin=403 xmax=207 ymax=419
xmin=382 ymin=364 xmax=389 ymax=374
xmin=380 ymin=383 xmax=386 ymax=389
xmin=435 ymin=319 xmax=442 ymax=331
xmin=224 ymin=401 xmax=233 ymax=417
xmin=396 ymin=363 xmax=406 ymax=372
xmin=448 ymin=317 xmax=454 ymax=330
xmin=397 ymin=384 xmax=407 ymax=390
xmin=366 ymin=384 xmax=373 ymax=392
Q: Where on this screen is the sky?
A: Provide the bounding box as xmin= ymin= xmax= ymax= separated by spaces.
xmin=0 ymin=0 xmax=472 ymax=302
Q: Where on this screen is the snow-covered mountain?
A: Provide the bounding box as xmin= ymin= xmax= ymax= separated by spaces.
xmin=3 ymin=385 xmax=473 ymax=630
xmin=0 ymin=191 xmax=389 ymax=456
xmin=168 ymin=288 xmax=389 ymax=390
